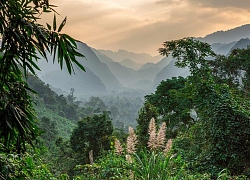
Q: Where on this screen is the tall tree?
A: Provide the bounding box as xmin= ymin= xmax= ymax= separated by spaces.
xmin=136 ymin=103 xmax=158 ymax=149
xmin=70 ymin=112 xmax=113 ymax=164
xmin=145 ymin=76 xmax=194 ymax=138
xmin=0 ymin=0 xmax=85 ymax=152
xmin=159 ymin=37 xmax=250 ymax=175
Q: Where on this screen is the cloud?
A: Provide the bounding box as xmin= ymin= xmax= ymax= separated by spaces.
xmin=41 ymin=0 xmax=250 ymax=56
xmin=154 ymin=0 xmax=184 ymax=6
xmin=100 ymin=1 xmax=250 ymax=55
xmin=188 ymin=0 xmax=250 ymax=10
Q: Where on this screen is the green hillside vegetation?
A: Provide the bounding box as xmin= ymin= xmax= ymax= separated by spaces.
xmin=68 ymin=38 xmax=250 ymax=179
xmin=34 ymin=101 xmax=76 ymax=139
xmin=4 ymin=37 xmax=249 ymax=180
xmin=1 ymin=0 xmax=250 ymax=179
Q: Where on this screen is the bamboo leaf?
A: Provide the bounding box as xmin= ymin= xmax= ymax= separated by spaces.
xmin=61 ymin=33 xmax=77 ymax=47
xmin=53 ymin=14 xmax=56 ymax=31
xmin=58 ymin=16 xmax=67 ymax=32
xmin=64 ymin=54 xmax=72 ymax=74
xmin=72 ymin=58 xmax=85 ymax=72
xmin=46 ymin=23 xmax=51 ymax=30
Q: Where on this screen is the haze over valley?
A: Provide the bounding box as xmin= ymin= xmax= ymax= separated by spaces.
xmin=36 ymin=24 xmax=250 ymax=98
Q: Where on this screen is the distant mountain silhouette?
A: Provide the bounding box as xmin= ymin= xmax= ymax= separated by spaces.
xmin=153 ymin=60 xmax=189 ymax=90
xmin=92 ymin=48 xmax=136 ymax=87
xmin=211 ymin=42 xmax=237 ymax=55
xmin=230 ymin=38 xmax=250 ymax=51
xmin=153 ymin=25 xmax=250 ymax=90
xmin=40 ymin=67 xmax=107 ymax=96
xmin=139 ymin=62 xmax=155 ymax=71
xmin=36 ymin=42 xmax=124 ymax=96
xmin=76 ymin=43 xmax=124 ymax=91
xmin=98 ymin=49 xmax=162 ymax=64
xmin=94 ymin=48 xmax=171 ymax=91
xmin=119 ymin=58 xmax=142 ymax=70
xmin=34 ymin=24 xmax=250 ymax=97
xmin=197 ymin=24 xmax=250 ymax=44
xmin=210 ymin=38 xmax=250 ymax=56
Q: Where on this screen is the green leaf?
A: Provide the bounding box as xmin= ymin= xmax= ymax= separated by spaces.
xmin=61 ymin=33 xmax=77 ymax=47
xmin=46 ymin=23 xmax=51 ymax=30
xmin=53 ymin=14 xmax=56 ymax=31
xmin=64 ymin=54 xmax=72 ymax=74
xmin=72 ymin=58 xmax=85 ymax=72
xmin=58 ymin=16 xmax=67 ymax=32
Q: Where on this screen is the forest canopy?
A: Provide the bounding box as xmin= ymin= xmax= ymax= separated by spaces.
xmin=0 ymin=0 xmax=85 ymax=152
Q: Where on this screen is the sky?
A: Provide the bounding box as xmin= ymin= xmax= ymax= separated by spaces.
xmin=42 ymin=0 xmax=250 ymax=56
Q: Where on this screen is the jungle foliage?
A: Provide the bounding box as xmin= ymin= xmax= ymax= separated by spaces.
xmin=136 ymin=37 xmax=250 ymax=177
xmin=1 ymin=1 xmax=250 ymax=179
xmin=0 ymin=0 xmax=84 ymax=153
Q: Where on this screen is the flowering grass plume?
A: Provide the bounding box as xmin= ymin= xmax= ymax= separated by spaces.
xmin=164 ymin=139 xmax=173 ymax=154
xmin=126 ymin=126 xmax=138 ymax=154
xmin=126 ymin=154 xmax=133 ymax=163
xmin=156 ymin=122 xmax=166 ymax=149
xmin=114 ymin=139 xmax=123 ymax=155
xmin=147 ymin=118 xmax=157 ymax=150
xmin=148 ymin=118 xmax=169 ymax=151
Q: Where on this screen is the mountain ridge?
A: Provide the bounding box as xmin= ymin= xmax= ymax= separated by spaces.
xmin=197 ymin=24 xmax=250 ymax=44
xmin=34 ymin=24 xmax=250 ymax=97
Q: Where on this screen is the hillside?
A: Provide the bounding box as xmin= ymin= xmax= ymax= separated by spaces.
xmin=40 ymin=67 xmax=107 ymax=96
xmin=36 ymin=24 xmax=250 ymax=97
xmin=119 ymin=58 xmax=142 ymax=70
xmin=36 ymin=42 xmax=124 ymax=96
xmin=94 ymin=48 xmax=171 ymax=91
xmin=153 ymin=60 xmax=189 ymax=89
xmin=229 ymin=38 xmax=250 ymax=51
xmin=197 ymin=24 xmax=250 ymax=44
xmin=98 ymin=49 xmax=162 ymax=64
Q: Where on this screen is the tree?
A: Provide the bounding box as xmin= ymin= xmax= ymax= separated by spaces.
xmin=70 ymin=112 xmax=113 ymax=164
xmin=209 ymin=46 xmax=250 ymax=95
xmin=67 ymin=88 xmax=76 ymax=104
xmin=84 ymin=96 xmax=108 ymax=116
xmin=136 ymin=103 xmax=158 ymax=149
xmin=39 ymin=116 xmax=58 ymax=149
xmin=145 ymin=76 xmax=194 ymax=138
xmin=159 ymin=37 xmax=250 ymax=175
xmin=0 ymin=0 xmax=85 ymax=152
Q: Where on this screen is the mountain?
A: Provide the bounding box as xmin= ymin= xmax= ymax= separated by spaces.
xmin=131 ymin=56 xmax=172 ymax=91
xmin=98 ymin=49 xmax=162 ymax=64
xmin=153 ymin=26 xmax=250 ymax=90
xmin=229 ymin=38 xmax=250 ymax=51
xmin=139 ymin=62 xmax=155 ymax=71
xmin=94 ymin=48 xmax=171 ymax=91
xmin=211 ymin=42 xmax=237 ymax=55
xmin=119 ymin=58 xmax=142 ymax=70
xmin=76 ymin=43 xmax=124 ymax=92
xmin=35 ymin=24 xmax=250 ymax=97
xmin=36 ymin=42 xmax=124 ymax=96
xmin=153 ymin=60 xmax=189 ymax=89
xmin=210 ymin=38 xmax=250 ymax=56
xmin=92 ymin=48 xmax=136 ymax=87
xmin=40 ymin=67 xmax=107 ymax=96
xmin=197 ymin=24 xmax=250 ymax=44
xmin=155 ymin=57 xmax=171 ymax=68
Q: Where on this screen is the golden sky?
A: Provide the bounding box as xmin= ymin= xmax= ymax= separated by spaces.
xmin=42 ymin=0 xmax=250 ymax=56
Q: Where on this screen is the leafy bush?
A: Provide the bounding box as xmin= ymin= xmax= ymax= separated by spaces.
xmin=130 ymin=150 xmax=182 ymax=180
xmin=74 ymin=151 xmax=130 ymax=180
xmin=0 ymin=150 xmax=56 ymax=180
